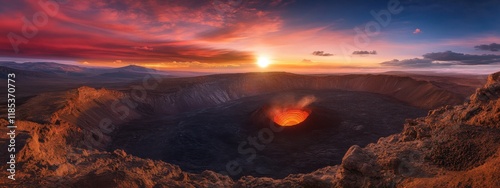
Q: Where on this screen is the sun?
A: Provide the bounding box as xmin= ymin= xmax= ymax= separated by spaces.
xmin=257 ymin=56 xmax=271 ymax=68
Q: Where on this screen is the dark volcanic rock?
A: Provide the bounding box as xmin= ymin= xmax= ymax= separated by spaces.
xmin=109 ymin=90 xmax=425 ymax=178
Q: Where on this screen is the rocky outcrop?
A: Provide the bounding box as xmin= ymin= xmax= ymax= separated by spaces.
xmin=16 ymin=87 xmax=141 ymax=150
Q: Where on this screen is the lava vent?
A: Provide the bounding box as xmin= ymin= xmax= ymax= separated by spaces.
xmin=267 ymin=95 xmax=316 ymax=127
xmin=272 ymin=108 xmax=311 ymax=126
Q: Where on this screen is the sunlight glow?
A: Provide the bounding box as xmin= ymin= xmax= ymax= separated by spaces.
xmin=257 ymin=56 xmax=271 ymax=68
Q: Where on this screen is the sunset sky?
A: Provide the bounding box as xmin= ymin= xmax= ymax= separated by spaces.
xmin=1 ymin=0 xmax=499 ymax=73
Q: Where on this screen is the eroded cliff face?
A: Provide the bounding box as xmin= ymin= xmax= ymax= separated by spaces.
xmin=1 ymin=72 xmax=497 ymax=187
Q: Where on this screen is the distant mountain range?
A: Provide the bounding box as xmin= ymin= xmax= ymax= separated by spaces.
xmin=0 ymin=65 xmax=59 ymax=79
xmin=0 ymin=61 xmax=164 ymax=78
xmin=0 ymin=62 xmax=87 ymax=74
xmin=112 ymin=65 xmax=158 ymax=73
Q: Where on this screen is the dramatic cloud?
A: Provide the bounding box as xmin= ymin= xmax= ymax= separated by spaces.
xmin=413 ymin=28 xmax=421 ymax=34
xmin=475 ymin=43 xmax=500 ymax=52
xmin=423 ymin=51 xmax=500 ymax=64
xmin=352 ymin=51 xmax=377 ymax=55
xmin=381 ymin=58 xmax=432 ymax=67
xmin=0 ymin=0 xmax=284 ymax=66
xmin=1 ymin=0 xmax=497 ymax=72
xmin=312 ymin=51 xmax=334 ymax=56
xmin=381 ymin=51 xmax=500 ymax=67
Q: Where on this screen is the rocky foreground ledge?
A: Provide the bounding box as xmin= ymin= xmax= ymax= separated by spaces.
xmin=1 ymin=72 xmax=499 ymax=187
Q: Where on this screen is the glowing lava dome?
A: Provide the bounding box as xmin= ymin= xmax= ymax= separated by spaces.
xmin=272 ymin=108 xmax=311 ymax=126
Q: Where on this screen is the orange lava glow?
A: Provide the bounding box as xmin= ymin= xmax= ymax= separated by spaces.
xmin=272 ymin=108 xmax=311 ymax=126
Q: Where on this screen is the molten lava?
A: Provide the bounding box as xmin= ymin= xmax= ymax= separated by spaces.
xmin=272 ymin=108 xmax=311 ymax=126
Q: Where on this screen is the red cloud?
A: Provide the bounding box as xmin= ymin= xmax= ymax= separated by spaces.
xmin=0 ymin=0 xmax=284 ymax=66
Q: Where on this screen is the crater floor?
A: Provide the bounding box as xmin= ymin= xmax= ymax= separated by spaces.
xmin=108 ymin=89 xmax=426 ymax=178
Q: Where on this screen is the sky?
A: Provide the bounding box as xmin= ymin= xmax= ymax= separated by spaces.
xmin=0 ymin=0 xmax=499 ymax=73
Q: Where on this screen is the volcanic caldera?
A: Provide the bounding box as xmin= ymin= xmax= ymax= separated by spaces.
xmin=1 ymin=71 xmax=495 ymax=187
